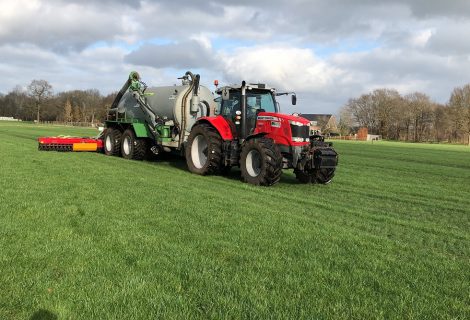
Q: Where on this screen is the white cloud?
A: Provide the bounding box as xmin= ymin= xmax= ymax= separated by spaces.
xmin=220 ymin=46 xmax=343 ymax=92
xmin=0 ymin=0 xmax=469 ymax=114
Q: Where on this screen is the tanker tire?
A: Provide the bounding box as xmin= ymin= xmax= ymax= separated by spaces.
xmin=240 ymin=138 xmax=282 ymax=186
xmin=186 ymin=124 xmax=223 ymax=175
xmin=314 ymin=168 xmax=335 ymax=184
xmin=295 ymin=170 xmax=314 ymax=184
xmin=104 ymin=128 xmax=122 ymax=156
xmin=121 ymin=129 xmax=147 ymax=160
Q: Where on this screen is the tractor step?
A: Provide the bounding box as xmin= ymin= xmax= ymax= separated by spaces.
xmin=38 ymin=136 xmax=103 ymax=152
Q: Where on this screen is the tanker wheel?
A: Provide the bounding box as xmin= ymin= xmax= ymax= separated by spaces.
xmin=104 ymin=128 xmax=122 ymax=156
xmin=185 ymin=123 xmax=223 ymax=175
xmin=240 ymin=138 xmax=282 ymax=186
xmin=294 ymin=170 xmax=314 ymax=184
xmin=121 ymin=129 xmax=147 ymax=160
xmin=314 ymin=168 xmax=335 ymax=184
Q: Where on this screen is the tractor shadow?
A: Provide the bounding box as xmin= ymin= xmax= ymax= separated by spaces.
xmin=147 ymin=152 xmax=300 ymax=185
xmin=30 ymin=309 xmax=58 ymax=320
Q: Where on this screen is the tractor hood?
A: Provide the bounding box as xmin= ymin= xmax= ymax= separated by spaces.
xmin=257 ymin=112 xmax=311 ymax=126
xmin=255 ymin=112 xmax=311 ymax=146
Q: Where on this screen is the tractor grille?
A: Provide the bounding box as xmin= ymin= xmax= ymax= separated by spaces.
xmin=290 ymin=124 xmax=310 ymax=142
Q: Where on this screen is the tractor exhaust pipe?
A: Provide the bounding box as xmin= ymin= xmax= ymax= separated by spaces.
xmin=241 ymin=80 xmax=247 ymax=139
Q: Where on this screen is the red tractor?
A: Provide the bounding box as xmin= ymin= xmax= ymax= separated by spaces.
xmin=185 ymin=81 xmax=338 ymax=186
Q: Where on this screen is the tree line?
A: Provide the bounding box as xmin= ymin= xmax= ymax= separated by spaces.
xmin=1 ymin=79 xmax=470 ymax=144
xmin=338 ymin=84 xmax=470 ymax=145
xmin=0 ymin=80 xmax=115 ymax=124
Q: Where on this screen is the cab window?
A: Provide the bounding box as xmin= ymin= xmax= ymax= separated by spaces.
xmin=221 ymin=92 xmax=241 ymax=117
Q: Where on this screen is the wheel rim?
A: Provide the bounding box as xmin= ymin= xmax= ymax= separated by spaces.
xmin=123 ymin=136 xmax=131 ymax=155
xmin=105 ymin=135 xmax=112 ymax=152
xmin=246 ymin=149 xmax=262 ymax=177
xmin=191 ymin=134 xmax=208 ymax=169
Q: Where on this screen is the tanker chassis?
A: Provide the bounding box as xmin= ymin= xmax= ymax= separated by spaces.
xmin=103 ymin=72 xmax=338 ymax=186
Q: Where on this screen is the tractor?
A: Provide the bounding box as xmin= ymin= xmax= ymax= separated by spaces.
xmin=185 ymin=81 xmax=338 ymax=186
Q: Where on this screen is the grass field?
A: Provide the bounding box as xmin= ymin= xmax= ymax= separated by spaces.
xmin=0 ymin=121 xmax=469 ymax=319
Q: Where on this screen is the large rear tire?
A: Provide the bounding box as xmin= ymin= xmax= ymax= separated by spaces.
xmin=103 ymin=128 xmax=122 ymax=156
xmin=185 ymin=124 xmax=223 ymax=175
xmin=240 ymin=138 xmax=282 ymax=186
xmin=121 ymin=129 xmax=147 ymax=160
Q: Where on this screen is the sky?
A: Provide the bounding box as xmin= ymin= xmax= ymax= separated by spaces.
xmin=0 ymin=0 xmax=469 ymax=114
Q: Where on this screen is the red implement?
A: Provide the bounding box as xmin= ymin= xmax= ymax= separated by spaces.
xmin=38 ymin=136 xmax=103 ymax=152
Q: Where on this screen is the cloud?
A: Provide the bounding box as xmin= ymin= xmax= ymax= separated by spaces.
xmin=0 ymin=0 xmax=469 ymax=114
xmin=220 ymin=46 xmax=343 ymax=92
xmin=0 ymin=0 xmax=128 ymax=52
xmin=425 ymin=19 xmax=470 ymax=55
xmin=125 ymin=40 xmax=216 ymax=69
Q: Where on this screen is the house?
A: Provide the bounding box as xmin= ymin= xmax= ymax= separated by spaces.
xmin=300 ymin=114 xmax=337 ymax=134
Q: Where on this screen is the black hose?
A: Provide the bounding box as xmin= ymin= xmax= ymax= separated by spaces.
xmin=178 ymin=71 xmax=196 ymax=149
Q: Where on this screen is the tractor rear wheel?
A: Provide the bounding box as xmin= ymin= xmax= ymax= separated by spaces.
xmin=104 ymin=128 xmax=122 ymax=156
xmin=185 ymin=124 xmax=223 ymax=175
xmin=121 ymin=129 xmax=147 ymax=160
xmin=240 ymin=138 xmax=282 ymax=186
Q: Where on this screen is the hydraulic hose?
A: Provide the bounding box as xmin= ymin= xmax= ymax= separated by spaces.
xmin=178 ymin=71 xmax=197 ymax=149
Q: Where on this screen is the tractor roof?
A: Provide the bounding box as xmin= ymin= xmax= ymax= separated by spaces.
xmin=216 ymin=83 xmax=275 ymax=94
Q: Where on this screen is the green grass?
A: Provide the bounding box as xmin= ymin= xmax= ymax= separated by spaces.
xmin=0 ymin=121 xmax=469 ymax=319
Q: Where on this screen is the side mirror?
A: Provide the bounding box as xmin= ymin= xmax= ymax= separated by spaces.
xmin=291 ymin=94 xmax=297 ymax=105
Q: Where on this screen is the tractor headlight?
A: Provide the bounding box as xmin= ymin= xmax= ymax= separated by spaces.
xmin=289 ymin=120 xmax=304 ymax=126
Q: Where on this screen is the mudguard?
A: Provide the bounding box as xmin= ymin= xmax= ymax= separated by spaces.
xmin=195 ymin=115 xmax=234 ymax=140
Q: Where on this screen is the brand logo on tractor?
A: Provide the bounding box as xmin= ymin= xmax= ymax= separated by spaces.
xmin=257 ymin=116 xmax=280 ymax=121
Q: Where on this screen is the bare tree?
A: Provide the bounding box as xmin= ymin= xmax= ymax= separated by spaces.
xmin=72 ymin=104 xmax=81 ymax=122
xmin=449 ymin=84 xmax=470 ymax=145
xmin=338 ymin=106 xmax=353 ymax=136
xmin=64 ymin=99 xmax=73 ymax=123
xmin=404 ymin=92 xmax=435 ymax=142
xmin=433 ymin=104 xmax=447 ymax=142
xmin=372 ymin=89 xmax=401 ymax=139
xmin=27 ymin=80 xmax=52 ymax=123
xmin=346 ymin=94 xmax=378 ymax=131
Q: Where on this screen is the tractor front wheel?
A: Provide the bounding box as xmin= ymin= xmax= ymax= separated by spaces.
xmin=295 ymin=170 xmax=314 ymax=183
xmin=121 ymin=129 xmax=147 ymax=160
xmin=295 ymin=168 xmax=335 ymax=184
xmin=103 ymin=128 xmax=122 ymax=156
xmin=240 ymin=138 xmax=282 ymax=186
xmin=314 ymin=168 xmax=335 ymax=184
xmin=185 ymin=124 xmax=223 ymax=175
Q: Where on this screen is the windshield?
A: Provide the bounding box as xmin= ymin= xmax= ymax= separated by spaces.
xmin=246 ymin=91 xmax=277 ymax=113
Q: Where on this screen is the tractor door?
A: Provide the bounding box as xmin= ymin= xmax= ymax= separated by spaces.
xmin=220 ymin=90 xmax=242 ymax=138
xmin=245 ymin=91 xmax=278 ymax=133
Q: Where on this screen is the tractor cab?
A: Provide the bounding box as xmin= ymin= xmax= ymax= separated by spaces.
xmin=186 ymin=80 xmax=337 ymax=186
xmin=215 ymin=83 xmax=296 ymax=139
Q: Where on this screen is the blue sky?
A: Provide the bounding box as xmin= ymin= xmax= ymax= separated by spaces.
xmin=0 ymin=0 xmax=469 ymax=114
